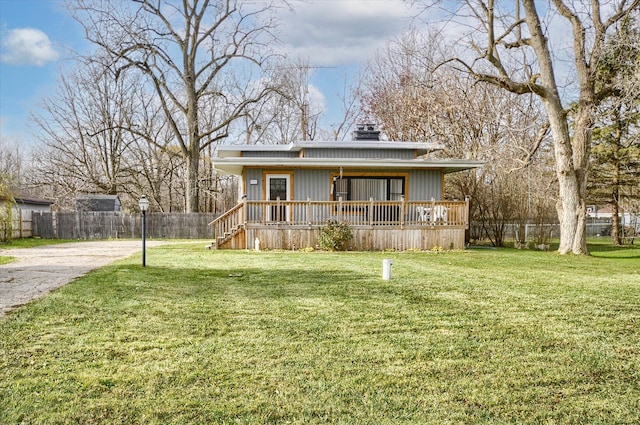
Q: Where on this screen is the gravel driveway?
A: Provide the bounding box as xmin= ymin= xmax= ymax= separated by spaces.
xmin=0 ymin=240 xmax=166 ymax=317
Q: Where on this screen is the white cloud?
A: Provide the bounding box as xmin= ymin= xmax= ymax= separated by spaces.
xmin=308 ymin=83 xmax=327 ymax=115
xmin=1 ymin=27 xmax=60 ymax=66
xmin=279 ymin=0 xmax=418 ymax=66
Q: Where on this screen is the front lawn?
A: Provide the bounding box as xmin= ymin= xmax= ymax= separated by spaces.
xmin=1 ymin=243 xmax=639 ymax=424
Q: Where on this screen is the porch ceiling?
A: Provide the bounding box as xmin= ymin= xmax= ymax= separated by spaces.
xmin=213 ymin=157 xmax=484 ymax=175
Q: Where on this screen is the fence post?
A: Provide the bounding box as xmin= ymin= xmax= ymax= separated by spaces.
xmin=18 ymin=209 xmax=23 ymax=238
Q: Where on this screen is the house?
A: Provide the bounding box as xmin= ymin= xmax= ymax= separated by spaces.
xmin=0 ymin=194 xmax=53 ymax=239
xmin=0 ymin=193 xmax=54 ymax=213
xmin=587 ymin=204 xmax=640 ymax=234
xmin=76 ymin=194 xmax=122 ymax=212
xmin=210 ymin=126 xmax=483 ymax=250
xmin=11 ymin=194 xmax=54 ymax=212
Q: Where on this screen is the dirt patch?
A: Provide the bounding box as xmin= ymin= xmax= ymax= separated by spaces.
xmin=0 ymin=240 xmax=167 ymax=317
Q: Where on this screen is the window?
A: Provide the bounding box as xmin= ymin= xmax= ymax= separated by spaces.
xmin=333 ymin=176 xmax=405 ymax=201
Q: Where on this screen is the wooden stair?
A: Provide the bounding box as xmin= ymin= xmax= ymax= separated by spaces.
xmin=209 ymin=202 xmax=246 ymax=249
xmin=215 ymin=224 xmax=245 ymax=249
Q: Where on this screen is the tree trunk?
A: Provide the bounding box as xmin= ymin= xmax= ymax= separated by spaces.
xmin=568 ymin=106 xmax=593 ymax=255
xmin=542 ymin=97 xmax=588 ymax=255
xmin=612 ymin=181 xmax=620 ymax=246
xmin=554 ymin=164 xmax=583 ymax=255
xmin=185 ymin=151 xmax=200 ymax=213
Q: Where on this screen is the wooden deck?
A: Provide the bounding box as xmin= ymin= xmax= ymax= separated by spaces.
xmin=210 ymin=198 xmax=469 ymax=251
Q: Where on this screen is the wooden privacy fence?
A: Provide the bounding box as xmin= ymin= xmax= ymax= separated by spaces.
xmin=2 ymin=209 xmax=34 ymax=239
xmin=32 ymin=212 xmax=218 ymax=240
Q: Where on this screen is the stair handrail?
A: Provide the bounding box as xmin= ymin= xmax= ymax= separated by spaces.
xmin=209 ymin=201 xmax=245 ymax=241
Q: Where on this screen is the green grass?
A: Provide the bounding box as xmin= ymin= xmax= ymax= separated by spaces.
xmin=0 ymin=255 xmax=13 ymax=265
xmin=1 ymin=243 xmax=639 ymax=424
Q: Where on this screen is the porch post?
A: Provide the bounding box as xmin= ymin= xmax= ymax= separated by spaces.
xmin=465 ymin=195 xmax=470 ymax=229
xmin=430 ymin=197 xmax=436 ymax=225
xmin=400 ymin=195 xmax=405 ymax=228
xmin=338 ymin=197 xmax=343 ymax=222
xmin=369 ymin=198 xmax=374 ymax=226
xmin=307 ymin=198 xmax=312 ymax=226
xmin=242 ymin=196 xmax=249 ymax=249
xmin=242 ymin=196 xmax=247 ymax=224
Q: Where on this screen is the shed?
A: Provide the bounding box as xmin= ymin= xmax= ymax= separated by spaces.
xmin=76 ymin=194 xmax=122 ymax=212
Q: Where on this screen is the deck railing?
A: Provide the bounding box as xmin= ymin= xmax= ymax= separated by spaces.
xmin=242 ymin=198 xmax=469 ymax=227
xmin=209 ymin=198 xmax=470 ymax=247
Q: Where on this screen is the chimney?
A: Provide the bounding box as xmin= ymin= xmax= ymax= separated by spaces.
xmin=352 ymin=123 xmax=380 ymax=141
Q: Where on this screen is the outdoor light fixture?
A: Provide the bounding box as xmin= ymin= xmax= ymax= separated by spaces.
xmin=138 ymin=195 xmax=149 ymax=267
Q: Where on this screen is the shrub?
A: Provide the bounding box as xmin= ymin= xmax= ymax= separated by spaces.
xmin=318 ymin=220 xmax=353 ymax=251
xmin=1 ymin=202 xmax=14 ymax=243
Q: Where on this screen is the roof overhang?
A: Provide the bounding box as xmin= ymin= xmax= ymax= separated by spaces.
xmin=4 ymin=195 xmax=54 ymax=206
xmin=216 ymin=140 xmax=445 ymax=158
xmin=213 ymin=157 xmax=484 ymax=176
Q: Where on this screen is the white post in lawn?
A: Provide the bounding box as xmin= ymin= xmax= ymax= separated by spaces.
xmin=382 ymin=259 xmax=393 ymax=280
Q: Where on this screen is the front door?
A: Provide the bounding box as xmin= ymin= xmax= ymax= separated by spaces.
xmin=266 ymin=174 xmax=290 ymax=222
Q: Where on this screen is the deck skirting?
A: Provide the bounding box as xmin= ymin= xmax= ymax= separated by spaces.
xmin=243 ymin=224 xmax=466 ymax=251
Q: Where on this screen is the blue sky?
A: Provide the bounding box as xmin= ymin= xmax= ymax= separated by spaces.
xmin=0 ymin=0 xmax=418 ymax=145
xmin=0 ymin=0 xmax=87 ymax=143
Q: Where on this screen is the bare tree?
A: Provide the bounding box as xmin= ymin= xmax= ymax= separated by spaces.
xmin=69 ymin=0 xmax=281 ymax=212
xmin=0 ymin=137 xmax=23 ymax=191
xmin=238 ymin=58 xmax=329 ymax=145
xmin=415 ymin=0 xmax=640 ymax=254
xmin=362 ymin=29 xmax=441 ymax=142
xmin=362 ymin=28 xmax=555 ymax=246
xmin=29 ymin=60 xmax=138 ymax=208
xmin=124 ymin=95 xmax=187 ymax=212
xmin=240 ymin=60 xmax=308 ymax=145
xmin=327 ymin=70 xmax=363 ymax=141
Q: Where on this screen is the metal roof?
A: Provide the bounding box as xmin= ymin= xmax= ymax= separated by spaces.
xmin=213 ymin=157 xmax=483 ymax=175
xmin=216 ymin=140 xmax=445 ymax=158
xmin=8 ymin=195 xmax=54 ymax=206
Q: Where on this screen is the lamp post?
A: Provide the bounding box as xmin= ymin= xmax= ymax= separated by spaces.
xmin=138 ymin=195 xmax=149 ymax=267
